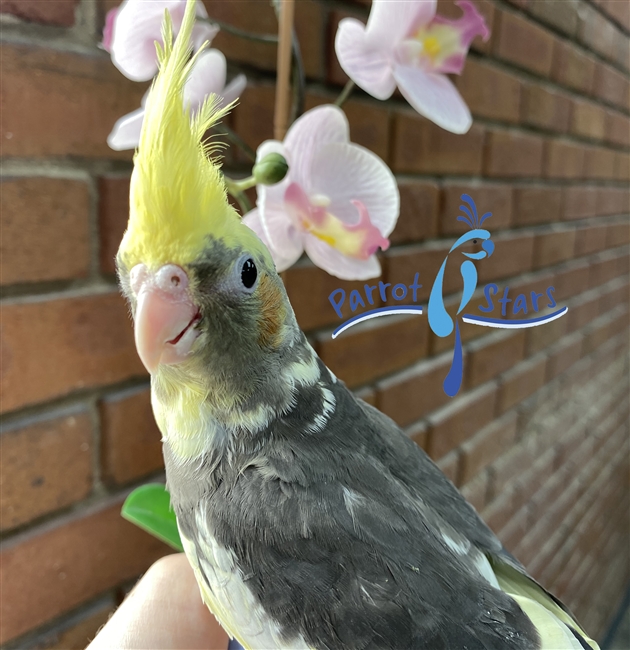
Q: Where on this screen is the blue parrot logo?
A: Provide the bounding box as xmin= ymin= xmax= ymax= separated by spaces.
xmin=428 ymin=195 xmax=494 ymax=397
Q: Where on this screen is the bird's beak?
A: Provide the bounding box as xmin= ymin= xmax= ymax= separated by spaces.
xmin=482 ymin=240 xmax=494 ymax=257
xmin=130 ymin=264 xmax=201 ymax=374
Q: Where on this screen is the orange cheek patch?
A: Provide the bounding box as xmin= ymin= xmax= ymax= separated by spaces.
xmin=257 ymin=275 xmax=285 ymax=348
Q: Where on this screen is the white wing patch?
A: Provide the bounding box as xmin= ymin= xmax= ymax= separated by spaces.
xmin=179 ymin=514 xmax=311 ymax=650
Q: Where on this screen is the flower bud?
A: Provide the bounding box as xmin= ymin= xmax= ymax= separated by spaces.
xmin=252 ymin=153 xmax=289 ymax=186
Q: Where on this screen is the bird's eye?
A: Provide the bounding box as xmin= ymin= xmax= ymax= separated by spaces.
xmin=241 ymin=258 xmax=257 ymax=289
xmin=472 ymin=239 xmax=478 ymax=244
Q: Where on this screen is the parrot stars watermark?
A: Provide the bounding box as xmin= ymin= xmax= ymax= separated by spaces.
xmin=328 ymin=194 xmax=568 ymax=397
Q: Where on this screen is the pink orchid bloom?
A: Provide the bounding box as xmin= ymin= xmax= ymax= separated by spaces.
xmin=102 ymin=7 xmax=117 ymax=52
xmin=243 ymin=105 xmax=399 ymax=280
xmin=108 ymin=49 xmax=246 ymax=150
xmin=107 ymin=0 xmax=218 ymax=82
xmin=335 ymin=0 xmax=489 ymax=134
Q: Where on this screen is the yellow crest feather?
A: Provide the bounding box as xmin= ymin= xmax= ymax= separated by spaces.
xmin=118 ymin=0 xmax=265 ymax=270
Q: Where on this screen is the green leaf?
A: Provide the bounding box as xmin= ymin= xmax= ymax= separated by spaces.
xmin=121 ymin=483 xmax=183 ymax=552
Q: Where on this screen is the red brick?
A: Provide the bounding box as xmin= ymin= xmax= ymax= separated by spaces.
xmin=477 ymin=232 xmax=535 ymax=283
xmin=498 ymin=355 xmax=547 ymax=412
xmin=597 ymin=188 xmax=629 ymax=216
xmin=233 ymin=84 xmax=275 ymax=151
xmin=562 ymin=187 xmax=599 ymax=220
xmin=521 ymin=84 xmax=571 ymax=133
xmin=354 ymin=386 xmax=376 ymax=407
xmin=100 ymin=386 xmax=163 ymax=486
xmin=554 ymin=260 xmax=591 ymax=301
xmin=570 ymin=100 xmax=607 ymax=141
xmin=526 ymin=310 xmax=568 ymax=353
xmin=460 ymin=473 xmax=490 ymax=512
xmin=460 ymin=411 xmax=518 ymax=484
xmin=392 ymin=115 xmax=484 ymax=174
xmin=606 ymin=221 xmax=630 ymax=247
xmin=384 ymin=242 xmax=453 ymax=305
xmin=466 ymin=330 xmax=526 ymax=388
xmin=455 ymin=59 xmax=521 ymax=123
xmin=589 ymin=255 xmax=625 ymax=289
xmin=593 ymin=63 xmax=628 ymax=109
xmin=484 ymin=493 xmax=524 ymax=539
xmin=406 ymin=420 xmax=428 ymax=450
xmin=1 ymin=292 xmax=145 ymax=413
xmin=440 ymin=184 xmax=512 ymax=235
xmin=494 ymin=11 xmax=554 ymax=76
xmin=426 ymin=383 xmax=498 ymax=459
xmin=437 ymin=450 xmax=461 ymax=485
xmin=615 ymin=152 xmax=630 ymax=181
xmin=491 ymin=435 xmax=538 ymax=496
xmin=202 ymin=0 xmax=324 ymax=80
xmin=534 ymin=1 xmax=581 ymax=35
xmin=512 ymin=186 xmax=563 ymax=226
xmin=316 ymin=314 xmax=429 ymax=388
xmin=612 ymin=30 xmax=630 ymax=73
xmin=485 ymin=130 xmax=544 ymax=178
xmin=551 ymin=41 xmax=596 ymax=94
xmin=567 ymin=290 xmax=600 ymax=332
xmin=574 ymin=224 xmax=609 ymax=257
xmin=0 ymin=411 xmax=92 ymax=532
xmin=1 ymin=177 xmax=90 ymax=285
xmin=547 ymin=334 xmax=584 ymax=379
xmin=605 ymin=110 xmax=630 ymax=148
xmin=36 ymin=599 xmax=115 ymax=650
xmin=390 ymin=181 xmax=440 ymax=245
xmin=98 ymin=175 xmax=130 ymax=275
xmin=544 ymin=140 xmax=585 ymax=179
xmin=602 ymin=0 xmax=630 ymax=31
xmin=533 ymin=228 xmax=576 ymax=269
xmin=284 ymin=262 xmax=383 ymax=331
xmin=0 ymin=499 xmax=170 ymax=644
xmin=578 ymin=3 xmax=618 ymax=61
xmin=1 ymin=44 xmax=146 ymax=159
xmin=1 ymin=0 xmax=79 ymax=26
xmin=584 ymin=146 xmax=617 ymax=180
xmin=376 ymin=353 xmax=453 ymax=427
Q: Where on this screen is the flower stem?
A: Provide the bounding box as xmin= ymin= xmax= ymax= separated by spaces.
xmin=335 ymin=80 xmax=355 ymax=107
xmin=198 ymin=17 xmax=278 ymax=43
xmin=289 ymin=28 xmax=305 ymax=122
xmin=224 ymin=176 xmax=253 ymax=215
xmin=225 ymin=175 xmax=257 ymax=193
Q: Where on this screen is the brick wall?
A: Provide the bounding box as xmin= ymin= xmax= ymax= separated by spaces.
xmin=1 ymin=0 xmax=628 ymax=647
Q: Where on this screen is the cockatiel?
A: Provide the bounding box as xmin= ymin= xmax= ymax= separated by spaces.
xmin=116 ymin=2 xmax=599 ymax=648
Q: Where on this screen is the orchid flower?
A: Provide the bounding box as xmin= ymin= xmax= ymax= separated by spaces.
xmin=107 ymin=49 xmax=246 ymax=151
xmin=335 ymin=0 xmax=489 ymax=134
xmin=243 ymin=105 xmax=399 ymax=280
xmin=104 ymin=0 xmax=218 ymax=81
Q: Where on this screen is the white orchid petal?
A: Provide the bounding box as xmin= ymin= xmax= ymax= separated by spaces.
xmin=243 ymin=208 xmax=303 ymax=272
xmin=111 ymin=0 xmax=214 ymax=82
xmin=335 ymin=18 xmax=397 ymax=100
xmin=107 ymin=107 xmax=145 ymax=151
xmin=304 ymin=237 xmax=382 ymax=280
xmin=283 ymin=105 xmax=349 ymax=189
xmin=366 ymin=0 xmax=437 ymax=45
xmin=394 ymin=64 xmax=472 ymax=134
xmin=309 ymin=142 xmax=399 ymax=236
xmin=220 ymin=73 xmax=247 ymax=108
xmin=184 ymin=49 xmax=226 ymax=108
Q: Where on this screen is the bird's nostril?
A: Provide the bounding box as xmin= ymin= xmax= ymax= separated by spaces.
xmin=171 ymin=276 xmax=180 ymax=286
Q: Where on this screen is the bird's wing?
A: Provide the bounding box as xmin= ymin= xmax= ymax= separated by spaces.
xmin=358 ymin=398 xmax=599 ymax=650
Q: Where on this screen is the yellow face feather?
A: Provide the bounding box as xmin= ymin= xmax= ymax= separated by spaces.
xmin=118 ymin=0 xmax=270 ymax=271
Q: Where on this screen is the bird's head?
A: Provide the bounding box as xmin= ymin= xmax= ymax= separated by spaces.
xmin=451 ymin=194 xmax=494 ymax=260
xmin=116 ymin=0 xmax=296 ymax=409
xmin=448 ymin=229 xmax=494 ymax=260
